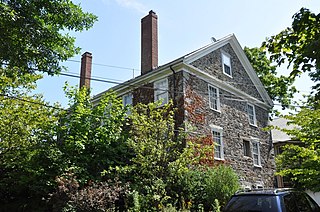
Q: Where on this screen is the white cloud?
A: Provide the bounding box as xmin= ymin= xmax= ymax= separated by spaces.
xmin=115 ymin=0 xmax=148 ymax=14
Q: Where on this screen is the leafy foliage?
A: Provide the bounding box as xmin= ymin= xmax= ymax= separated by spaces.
xmin=177 ymin=166 xmax=239 ymax=210
xmin=244 ymin=47 xmax=297 ymax=110
xmin=276 ymin=107 xmax=320 ymax=192
xmin=263 ymin=7 xmax=320 ymax=102
xmin=0 ymin=92 xmax=61 ymax=210
xmin=0 ymin=0 xmax=97 ymax=77
xmin=125 ymin=101 xmax=186 ymax=209
xmin=58 ymin=86 xmax=130 ymax=183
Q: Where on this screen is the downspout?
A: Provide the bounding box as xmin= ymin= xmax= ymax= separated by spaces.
xmin=170 ymin=65 xmax=178 ymax=139
xmin=170 ymin=65 xmax=176 ymax=108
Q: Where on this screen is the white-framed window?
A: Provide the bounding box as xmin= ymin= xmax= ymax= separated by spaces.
xmin=222 ymin=52 xmax=232 ymax=77
xmin=208 ymin=85 xmax=220 ymax=111
xmin=252 ymin=140 xmax=261 ymax=167
xmin=247 ymin=103 xmax=257 ymax=126
xmin=123 ymin=93 xmax=133 ymax=114
xmin=212 ymin=127 xmax=224 ymax=160
xmin=154 ymin=78 xmax=168 ymax=105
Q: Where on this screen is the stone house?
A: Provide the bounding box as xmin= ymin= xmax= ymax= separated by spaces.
xmin=80 ymin=11 xmax=275 ymax=189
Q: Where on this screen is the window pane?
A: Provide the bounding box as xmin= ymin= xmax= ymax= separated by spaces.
xmin=252 ymin=142 xmax=260 ymax=166
xmin=213 ymin=131 xmax=222 ymax=159
xmin=209 ymin=86 xmax=218 ymax=110
xmin=154 ymin=79 xmax=168 ymax=105
xmin=224 ymin=64 xmax=231 ymax=75
xmin=247 ymin=104 xmax=256 ymax=125
xmin=243 ymin=140 xmax=250 ymax=156
xmin=123 ymin=94 xmax=132 ymax=106
xmin=222 ymin=54 xmax=231 ymax=66
xmin=222 ymin=53 xmax=232 ymax=76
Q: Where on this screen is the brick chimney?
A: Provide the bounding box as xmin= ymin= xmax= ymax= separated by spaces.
xmin=141 ymin=10 xmax=158 ymax=75
xmin=79 ymin=52 xmax=92 ymax=89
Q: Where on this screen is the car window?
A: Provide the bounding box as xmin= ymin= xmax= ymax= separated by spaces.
xmin=294 ymin=192 xmax=319 ymax=212
xmin=223 ymin=195 xmax=278 ymax=212
xmin=283 ymin=194 xmax=297 ymax=212
xmin=284 ymin=192 xmax=318 ymax=212
xmin=304 ymin=194 xmax=320 ymax=212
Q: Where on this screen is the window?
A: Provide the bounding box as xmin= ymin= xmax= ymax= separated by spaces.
xmin=222 ymin=52 xmax=232 ymax=77
xmin=208 ymin=85 xmax=220 ymax=111
xmin=247 ymin=103 xmax=257 ymax=126
xmin=252 ymin=141 xmax=261 ymax=166
xmin=212 ymin=129 xmax=223 ymax=160
xmin=123 ymin=93 xmax=133 ymax=114
xmin=154 ymin=78 xmax=168 ymax=105
xmin=243 ymin=140 xmax=251 ymax=157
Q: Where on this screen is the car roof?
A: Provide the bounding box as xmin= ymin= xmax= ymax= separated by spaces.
xmin=234 ymin=188 xmax=296 ymax=196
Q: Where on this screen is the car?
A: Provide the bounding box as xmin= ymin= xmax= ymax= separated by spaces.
xmin=223 ymin=188 xmax=320 ymax=212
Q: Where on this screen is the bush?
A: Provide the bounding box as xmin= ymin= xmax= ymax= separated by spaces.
xmin=175 ymin=165 xmax=239 ymax=211
xmin=203 ymin=165 xmax=240 ymax=206
xmin=48 ymin=172 xmax=131 ymax=211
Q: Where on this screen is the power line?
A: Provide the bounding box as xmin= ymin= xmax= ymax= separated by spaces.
xmin=45 ymin=70 xmax=311 ymax=106
xmin=66 ymin=59 xmax=140 ymax=72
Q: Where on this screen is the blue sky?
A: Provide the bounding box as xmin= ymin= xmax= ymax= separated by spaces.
xmin=36 ymin=0 xmax=320 ymax=107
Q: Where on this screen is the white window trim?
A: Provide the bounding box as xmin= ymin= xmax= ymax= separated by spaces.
xmin=252 ymin=139 xmax=261 ymax=167
xmin=212 ymin=126 xmax=224 ymax=160
xmin=154 ymin=78 xmax=168 ymax=105
xmin=221 ymin=52 xmax=232 ymax=77
xmin=208 ymin=84 xmax=221 ymax=112
xmin=247 ymin=103 xmax=257 ymax=126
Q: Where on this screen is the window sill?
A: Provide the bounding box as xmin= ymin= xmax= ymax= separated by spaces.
xmin=223 ymin=73 xmax=233 ymax=78
xmin=249 ymin=123 xmax=258 ymax=128
xmin=214 ymin=157 xmax=225 ymax=161
xmin=210 ymin=108 xmax=221 ymax=113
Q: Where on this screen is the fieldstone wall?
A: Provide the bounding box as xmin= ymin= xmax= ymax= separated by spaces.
xmin=129 ymin=62 xmax=275 ymax=188
xmin=190 ymin=44 xmax=263 ymax=102
xmin=183 ymin=73 xmax=275 ymax=188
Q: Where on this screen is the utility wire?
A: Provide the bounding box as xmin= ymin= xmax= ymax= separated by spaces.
xmin=67 ymin=59 xmax=140 ymax=72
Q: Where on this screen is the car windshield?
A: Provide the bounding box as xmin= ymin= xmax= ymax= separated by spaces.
xmin=223 ymin=195 xmax=278 ymax=212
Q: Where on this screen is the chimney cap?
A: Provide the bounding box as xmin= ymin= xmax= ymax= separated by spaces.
xmin=82 ymin=52 xmax=92 ymax=57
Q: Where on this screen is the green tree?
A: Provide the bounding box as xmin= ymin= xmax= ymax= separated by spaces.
xmin=123 ymin=101 xmax=216 ymax=210
xmin=276 ymin=107 xmax=320 ymax=192
xmin=0 ymin=0 xmax=97 ymax=79
xmin=57 ymin=86 xmax=130 ymax=184
xmin=0 ymin=92 xmax=61 ymax=210
xmin=125 ymin=101 xmax=184 ymax=209
xmin=262 ymin=7 xmax=320 ymax=103
xmin=244 ymin=47 xmax=297 ymax=109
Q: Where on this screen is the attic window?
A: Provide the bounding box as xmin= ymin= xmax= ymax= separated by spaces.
xmin=222 ymin=52 xmax=232 ymax=77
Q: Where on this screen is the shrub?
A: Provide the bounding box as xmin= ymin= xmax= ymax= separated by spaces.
xmin=175 ymin=165 xmax=239 ymax=211
xmin=203 ymin=165 xmax=240 ymax=207
xmin=48 ymin=172 xmax=131 ymax=211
